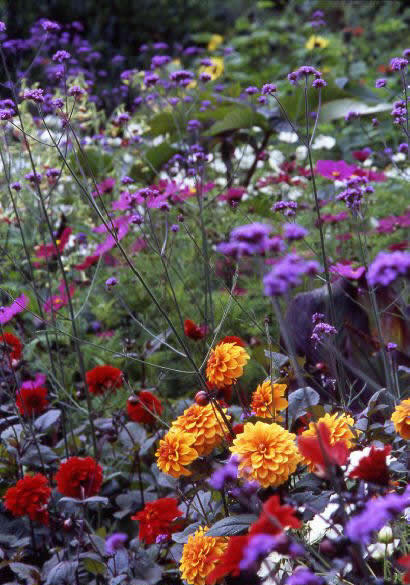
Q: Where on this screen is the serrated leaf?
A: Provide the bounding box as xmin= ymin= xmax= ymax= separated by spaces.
xmin=288 ymin=387 xmax=320 ymax=426
xmin=207 ymin=514 xmax=257 ymax=537
xmin=34 ymin=409 xmax=61 ymax=432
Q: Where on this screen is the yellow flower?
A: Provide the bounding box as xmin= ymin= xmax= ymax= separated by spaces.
xmin=391 ymin=399 xmax=410 ymax=439
xmin=155 ymin=429 xmax=198 ymax=478
xmin=171 ymin=403 xmax=231 ymax=456
xmin=207 ymin=34 xmax=224 ymax=52
xmin=251 ymin=380 xmax=288 ymax=420
xmin=206 ymin=342 xmax=250 ymax=389
xmin=180 ymin=526 xmax=227 ymax=585
xmin=199 ymin=56 xmax=224 ymax=81
xmin=230 ymin=421 xmax=300 ymax=488
xmin=301 ymin=412 xmax=359 ymax=469
xmin=305 ymin=35 xmax=330 ymax=50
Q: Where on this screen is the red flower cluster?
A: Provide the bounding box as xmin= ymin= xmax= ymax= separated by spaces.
xmin=0 ymin=332 xmax=23 ymax=361
xmin=349 ymin=445 xmax=391 ymax=486
xmin=4 ymin=474 xmax=51 ymax=525
xmin=86 ymin=364 xmax=123 ymax=395
xmin=298 ymin=422 xmax=349 ymax=471
xmin=184 ymin=319 xmax=208 ymax=341
xmin=55 ymin=456 xmax=103 ymax=498
xmin=127 ymin=391 xmax=163 ymax=424
xmin=207 ymin=495 xmax=300 ymax=584
xmin=132 ymin=497 xmax=183 ymax=544
xmin=16 ymin=386 xmax=49 ymax=417
xmin=218 ymin=335 xmax=246 ymax=347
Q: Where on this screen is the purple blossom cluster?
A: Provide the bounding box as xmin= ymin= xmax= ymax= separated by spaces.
xmin=367 ymin=251 xmax=410 ymax=287
xmin=287 ymin=66 xmax=324 ymax=88
xmin=273 ymin=201 xmax=298 ymax=217
xmin=263 ymin=254 xmax=321 ymax=296
xmin=391 ymin=100 xmax=407 ymax=125
xmin=336 ymin=176 xmax=373 ymax=211
xmin=217 ymin=223 xmax=284 ymax=258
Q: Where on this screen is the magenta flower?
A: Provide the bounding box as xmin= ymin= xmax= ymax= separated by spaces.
xmin=0 ymin=294 xmax=29 ymax=324
xmin=21 ymin=373 xmax=47 ymax=390
xmin=329 ymin=262 xmax=366 ymax=280
xmin=377 ymin=211 xmax=410 ymax=234
xmin=35 ymin=227 xmax=72 ymax=260
xmin=93 ymin=215 xmax=131 ymax=256
xmin=218 ymin=187 xmax=246 ymax=204
xmin=316 ymin=160 xmax=357 ymax=181
xmin=92 ymin=177 xmax=116 ymax=198
xmin=43 ymin=281 xmax=75 ymax=313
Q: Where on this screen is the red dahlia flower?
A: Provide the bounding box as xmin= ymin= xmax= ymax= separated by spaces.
xmin=86 ymin=364 xmax=123 ymax=395
xmin=206 ymin=535 xmax=249 ymax=584
xmin=349 ymin=445 xmax=391 ymax=486
xmin=398 ymin=555 xmax=410 ymax=584
xmin=0 ymin=332 xmax=23 ymax=360
xmin=184 ymin=319 xmax=208 ymax=341
xmin=249 ymin=495 xmax=301 ymax=536
xmin=132 ymin=497 xmax=183 ymax=544
xmin=218 ymin=335 xmax=246 ymax=347
xmin=127 ymin=391 xmax=163 ymax=424
xmin=4 ymin=474 xmax=51 ymax=524
xmin=55 ymin=456 xmax=103 ymax=498
xmin=16 ymin=386 xmax=49 ymax=417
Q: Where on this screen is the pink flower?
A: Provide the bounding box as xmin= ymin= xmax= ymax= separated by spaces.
xmin=330 ymin=262 xmax=366 ymax=280
xmin=43 ymin=281 xmax=75 ymax=313
xmin=218 ymin=187 xmax=246 ymax=204
xmin=0 ymin=294 xmax=29 ymax=324
xmin=35 ymin=227 xmax=72 ymax=260
xmin=92 ymin=178 xmax=115 ymax=198
xmin=316 ymin=160 xmax=357 ymax=180
xmin=377 ymin=211 xmax=410 ymax=234
xmin=93 ymin=215 xmax=131 ymax=256
xmin=21 ymin=372 xmax=47 ymax=390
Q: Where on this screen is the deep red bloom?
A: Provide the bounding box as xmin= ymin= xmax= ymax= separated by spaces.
xmin=398 ymin=555 xmax=410 ymax=584
xmin=206 ymin=535 xmax=250 ymax=584
xmin=233 ymin=423 xmax=245 ymax=435
xmin=4 ymin=474 xmax=51 ymax=524
xmin=349 ymin=445 xmax=391 ymax=485
xmin=218 ymin=335 xmax=246 ymax=347
xmin=249 ymin=495 xmax=301 ymax=536
xmin=36 ymin=227 xmax=72 ymax=260
xmin=184 ymin=319 xmax=207 ymax=341
xmin=0 ymin=332 xmax=23 ymax=360
xmin=298 ymin=422 xmax=349 ymax=468
xmin=16 ymin=386 xmax=49 ymax=417
xmin=73 ymin=255 xmax=100 ymax=270
xmin=132 ymin=497 xmax=183 ymax=544
xmin=127 ymin=391 xmax=163 ymax=424
xmin=389 ymin=240 xmax=409 ymax=251
xmin=55 ymin=456 xmax=103 ymax=498
xmin=86 ymin=365 xmax=123 ymax=395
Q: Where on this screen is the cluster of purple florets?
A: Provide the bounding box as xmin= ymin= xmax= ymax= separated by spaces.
xmin=309 ymin=9 xmax=326 ymax=28
xmin=389 ymin=56 xmax=408 ymax=71
xmin=263 ymin=254 xmax=321 ymax=296
xmin=367 ymin=251 xmax=410 ymax=288
xmin=272 ymin=200 xmax=298 ymax=217
xmin=287 ymin=66 xmax=326 ymax=88
xmin=217 ymin=223 xmax=284 ymax=258
xmin=336 ymin=176 xmax=373 ymax=211
xmin=311 ymin=313 xmax=338 ymax=347
xmin=391 ymin=99 xmax=407 ymax=125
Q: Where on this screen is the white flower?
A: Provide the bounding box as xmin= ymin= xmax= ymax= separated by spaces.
xmin=368 ymin=540 xmax=400 ymax=561
xmin=392 ymin=152 xmax=406 ymax=163
xmin=257 ymin=551 xmax=293 ymax=584
xmin=288 ymin=187 xmax=303 ymax=200
xmin=279 ymin=131 xmax=298 ymax=143
xmin=312 ymin=134 xmax=336 ymax=150
xmin=295 ymin=145 xmax=308 ymax=160
xmin=268 ymin=149 xmax=285 ymax=172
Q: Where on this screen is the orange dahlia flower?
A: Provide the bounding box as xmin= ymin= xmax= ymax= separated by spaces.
xmin=391 ymin=398 xmax=410 ymax=440
xmin=206 ymin=342 xmax=249 ymax=389
xmin=230 ymin=421 xmax=300 ymax=488
xmin=155 ymin=429 xmax=198 ymax=478
xmin=300 ymin=412 xmax=359 ymax=469
xmin=171 ymin=403 xmax=231 ymax=456
xmin=251 ymin=380 xmax=288 ymax=420
xmin=180 ymin=526 xmax=227 ymax=585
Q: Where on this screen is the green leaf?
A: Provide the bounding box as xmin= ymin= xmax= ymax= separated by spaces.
xmin=204 ymin=107 xmax=266 ymax=136
xmin=68 ymin=147 xmax=114 ymax=179
xmin=82 ymin=555 xmax=107 ymax=576
xmin=145 ymin=143 xmax=178 ymax=173
xmin=319 ymin=99 xmax=391 ymax=123
xmin=207 ymin=514 xmax=258 ymax=537
xmin=148 ymin=112 xmax=177 ymax=137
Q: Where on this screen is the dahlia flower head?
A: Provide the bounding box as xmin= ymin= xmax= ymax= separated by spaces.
xmin=4 ymin=473 xmax=51 ymax=525
xmin=180 ymin=526 xmax=228 ymax=585
xmin=251 ymin=380 xmax=288 ymax=420
xmin=55 ymin=456 xmax=103 ymax=498
xmin=155 ymin=428 xmax=198 ymax=478
xmin=206 ymin=341 xmax=250 ymax=389
xmin=391 ymin=398 xmax=410 ymax=440
xmin=171 ymin=402 xmax=231 ymax=456
xmin=230 ymin=421 xmax=301 ymax=488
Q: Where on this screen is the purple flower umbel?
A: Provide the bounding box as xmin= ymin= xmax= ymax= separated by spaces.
xmin=105 ymin=533 xmax=128 ymax=554
xmin=239 ymin=534 xmax=277 ymax=570
xmin=286 ymin=568 xmax=324 ymax=585
xmin=208 ymin=455 xmax=239 ymax=490
xmin=367 ymin=251 xmax=410 ymax=287
xmin=263 ymin=254 xmax=321 ymax=296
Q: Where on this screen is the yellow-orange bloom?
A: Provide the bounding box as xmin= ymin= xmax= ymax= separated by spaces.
xmin=155 ymin=429 xmax=198 ymax=478
xmin=230 ymin=421 xmax=300 ymax=488
xmin=251 ymin=380 xmax=288 ymax=420
xmin=305 ymin=35 xmax=330 ymax=50
xmin=171 ymin=403 xmax=231 ymax=456
xmin=207 ymin=34 xmax=224 ymax=51
xmin=206 ymin=342 xmax=250 ymax=389
xmin=301 ymin=412 xmax=359 ymax=469
xmin=180 ymin=526 xmax=227 ymax=585
xmin=199 ymin=57 xmax=224 ymax=81
xmin=391 ymin=399 xmax=410 ymax=440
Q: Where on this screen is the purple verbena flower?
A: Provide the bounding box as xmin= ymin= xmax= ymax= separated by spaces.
xmin=0 ymin=21 xmax=6 ymax=32
xmin=151 ymin=55 xmax=171 ymax=69
xmin=208 ymin=455 xmax=239 ymax=490
xmin=245 ymin=86 xmax=259 ymax=95
xmin=262 ymin=83 xmax=277 ymax=95
xmin=105 ymin=533 xmax=127 ymax=554
xmin=52 ymin=50 xmax=71 ymax=63
xmin=283 ymin=223 xmax=308 ymax=241
xmin=311 ymin=321 xmax=338 ymax=347
xmin=105 ymin=277 xmax=118 ymax=291
xmin=390 ymin=57 xmax=408 ymax=71
xmin=239 ymin=534 xmax=277 ymax=570
xmin=263 ymin=254 xmax=321 ymax=296
xmin=367 ymin=251 xmax=410 ymax=287
xmin=0 ymin=108 xmax=15 ymax=120
xmin=25 ymin=171 xmax=42 ymax=183
xmin=375 ymin=78 xmax=387 ymax=88
xmin=287 ymin=568 xmax=324 ymax=585
xmin=22 ymin=88 xmax=45 ymax=103
xmin=312 ymin=78 xmax=327 ymax=88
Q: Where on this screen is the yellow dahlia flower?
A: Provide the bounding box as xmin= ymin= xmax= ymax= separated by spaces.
xmin=155 ymin=429 xmax=198 ymax=478
xmin=171 ymin=403 xmax=231 ymax=456
xmin=206 ymin=342 xmax=250 ymax=389
xmin=180 ymin=526 xmax=227 ymax=585
xmin=391 ymin=398 xmax=410 ymax=440
xmin=305 ymin=35 xmax=330 ymax=50
xmin=199 ymin=57 xmax=224 ymax=81
xmin=230 ymin=421 xmax=300 ymax=488
xmin=301 ymin=412 xmax=359 ymax=469
xmin=207 ymin=34 xmax=224 ymax=51
xmin=251 ymin=380 xmax=288 ymax=420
